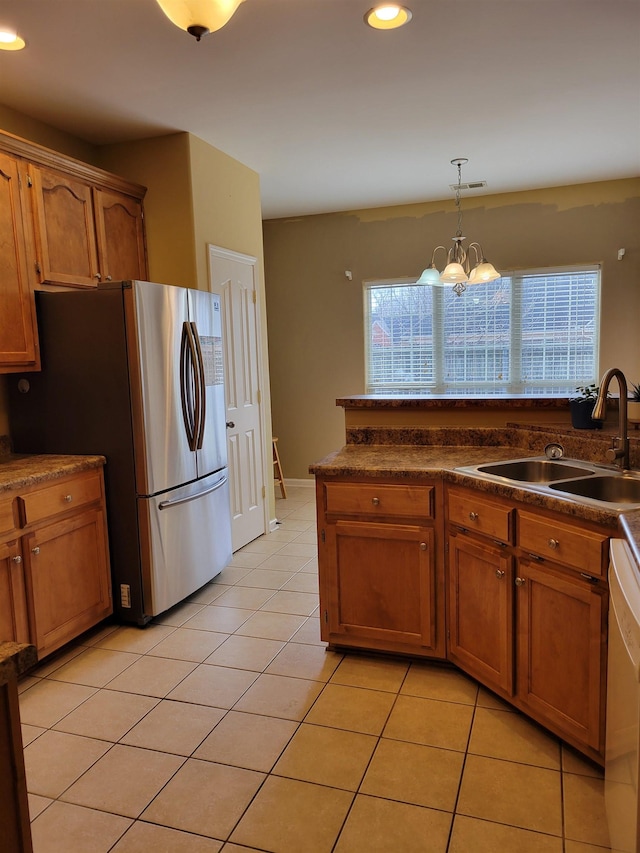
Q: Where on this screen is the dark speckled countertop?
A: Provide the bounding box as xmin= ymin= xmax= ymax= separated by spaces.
xmin=0 ymin=642 xmax=37 ymax=685
xmin=0 ymin=453 xmax=105 ymax=493
xmin=311 ymin=425 xmax=640 ymax=547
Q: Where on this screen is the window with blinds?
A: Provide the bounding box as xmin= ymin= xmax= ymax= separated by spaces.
xmin=364 ymin=265 xmax=600 ymax=395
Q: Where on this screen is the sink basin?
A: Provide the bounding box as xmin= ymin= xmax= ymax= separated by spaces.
xmin=477 ymin=459 xmax=596 ymax=484
xmin=549 ymin=475 xmax=640 ymax=505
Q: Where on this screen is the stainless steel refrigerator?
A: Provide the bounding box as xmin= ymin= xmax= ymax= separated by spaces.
xmin=9 ymin=280 xmax=232 ymax=624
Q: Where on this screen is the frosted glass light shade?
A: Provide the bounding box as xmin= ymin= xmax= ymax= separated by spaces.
xmin=416 ymin=267 xmax=442 ymax=285
xmin=469 ymin=261 xmax=500 ymax=283
xmin=156 ymin=0 xmax=244 ymax=37
xmin=440 ymin=262 xmax=468 ymax=284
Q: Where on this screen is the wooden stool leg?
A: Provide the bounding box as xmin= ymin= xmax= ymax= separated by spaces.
xmin=272 ymin=437 xmax=287 ymax=499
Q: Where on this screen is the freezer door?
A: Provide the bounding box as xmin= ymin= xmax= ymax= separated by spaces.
xmin=188 ymin=288 xmax=228 ymax=477
xmin=129 ymin=280 xmax=198 ymax=495
xmin=138 ymin=469 xmax=232 ymax=617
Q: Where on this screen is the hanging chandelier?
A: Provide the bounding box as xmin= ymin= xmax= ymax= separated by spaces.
xmin=155 ymin=0 xmax=245 ymax=41
xmin=417 ymin=158 xmax=500 ymax=296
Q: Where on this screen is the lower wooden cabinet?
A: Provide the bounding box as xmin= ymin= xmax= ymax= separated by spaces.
xmin=314 ymin=473 xmax=612 ymax=762
xmin=446 ymin=485 xmax=610 ymax=762
xmin=25 ymin=507 xmax=111 ymax=658
xmin=0 ymin=540 xmax=30 ymax=645
xmin=516 ymin=558 xmax=607 ymax=753
xmin=447 ymin=530 xmax=514 ymax=696
xmin=317 ymin=477 xmax=445 ymax=659
xmin=0 ymin=466 xmax=112 ymax=659
xmin=326 ymin=521 xmax=437 ymax=651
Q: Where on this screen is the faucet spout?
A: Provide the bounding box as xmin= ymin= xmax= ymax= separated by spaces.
xmin=592 ymin=368 xmax=629 ymax=470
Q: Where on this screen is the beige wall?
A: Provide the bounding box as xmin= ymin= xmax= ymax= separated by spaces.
xmin=97 ymin=134 xmax=197 ymax=289
xmin=0 ymin=103 xmax=98 ymax=163
xmin=263 ymin=179 xmax=640 ymax=479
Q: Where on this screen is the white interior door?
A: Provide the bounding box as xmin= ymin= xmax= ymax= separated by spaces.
xmin=208 ymin=246 xmax=266 ymax=550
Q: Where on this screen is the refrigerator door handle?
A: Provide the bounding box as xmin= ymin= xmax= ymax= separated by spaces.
xmin=179 ymin=322 xmax=198 ymax=451
xmin=158 ymin=475 xmax=228 ymax=510
xmin=191 ymin=321 xmax=207 ymax=450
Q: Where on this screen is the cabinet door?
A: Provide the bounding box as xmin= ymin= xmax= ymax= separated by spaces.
xmin=30 ymin=165 xmax=100 ymax=288
xmin=0 ymin=540 xmax=30 ymax=644
xmin=94 ymin=188 xmax=147 ymax=282
xmin=0 ymin=152 xmax=39 ymax=370
xmin=516 ymin=559 xmax=606 ymax=752
xmin=25 ymin=507 xmax=112 ymax=657
xmin=326 ymin=520 xmax=438 ymax=651
xmin=448 ymin=530 xmax=514 ymax=695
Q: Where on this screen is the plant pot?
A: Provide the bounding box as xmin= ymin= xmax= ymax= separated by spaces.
xmin=628 ymin=401 xmax=640 ymax=423
xmin=570 ymin=398 xmax=602 ymax=430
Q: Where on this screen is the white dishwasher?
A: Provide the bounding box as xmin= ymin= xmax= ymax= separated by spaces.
xmin=606 ymin=538 xmax=640 ymax=853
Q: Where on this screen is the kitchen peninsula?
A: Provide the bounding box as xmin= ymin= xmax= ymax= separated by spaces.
xmin=311 ymin=396 xmax=640 ymax=765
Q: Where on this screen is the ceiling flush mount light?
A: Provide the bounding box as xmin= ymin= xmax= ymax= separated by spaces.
xmin=0 ymin=30 xmax=26 ymax=50
xmin=364 ymin=4 xmax=412 ymax=30
xmin=155 ymin=0 xmax=245 ymax=41
xmin=417 ymin=158 xmax=500 ymax=296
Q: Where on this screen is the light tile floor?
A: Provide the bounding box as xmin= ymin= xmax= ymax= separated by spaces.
xmin=19 ymin=485 xmax=612 ymax=852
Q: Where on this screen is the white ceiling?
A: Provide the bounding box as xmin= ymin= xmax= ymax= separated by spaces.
xmin=0 ymin=0 xmax=639 ymax=219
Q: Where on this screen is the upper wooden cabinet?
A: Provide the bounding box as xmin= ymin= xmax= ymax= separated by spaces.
xmin=0 ymin=129 xmax=148 ymax=372
xmin=29 ymin=167 xmax=148 ymax=288
xmin=0 ymin=151 xmax=39 ymax=371
xmin=94 ymin=188 xmax=147 ymax=283
xmin=30 ymin=165 xmax=101 ymax=288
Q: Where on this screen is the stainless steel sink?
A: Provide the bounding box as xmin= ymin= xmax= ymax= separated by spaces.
xmin=477 ymin=459 xmax=596 ymax=484
xmin=455 ymin=456 xmax=640 ymax=510
xmin=549 ymin=475 xmax=640 ymax=504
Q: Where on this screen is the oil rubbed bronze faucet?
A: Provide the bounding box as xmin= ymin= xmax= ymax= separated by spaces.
xmin=592 ymin=367 xmax=630 ymax=470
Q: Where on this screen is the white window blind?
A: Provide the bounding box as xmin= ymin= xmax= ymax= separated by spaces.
xmin=364 ymin=265 xmax=600 ymax=395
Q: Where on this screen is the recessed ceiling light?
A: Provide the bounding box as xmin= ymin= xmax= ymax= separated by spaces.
xmin=364 ymin=5 xmax=412 ymax=30
xmin=0 ymin=30 xmax=26 ymax=50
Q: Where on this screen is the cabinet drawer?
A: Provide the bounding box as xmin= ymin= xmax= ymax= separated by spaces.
xmin=0 ymin=497 xmax=16 ymax=536
xmin=518 ymin=511 xmax=608 ymax=578
xmin=448 ymin=488 xmax=513 ymax=544
xmin=18 ymin=471 xmax=102 ymax=526
xmin=325 ymin=482 xmax=434 ymax=520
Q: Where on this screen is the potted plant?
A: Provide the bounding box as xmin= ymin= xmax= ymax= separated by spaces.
xmin=629 ymin=382 xmax=640 ymax=423
xmin=570 ymin=384 xmax=603 ymax=430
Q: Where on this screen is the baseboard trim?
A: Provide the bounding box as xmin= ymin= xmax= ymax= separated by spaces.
xmin=282 ymin=478 xmax=315 ymax=489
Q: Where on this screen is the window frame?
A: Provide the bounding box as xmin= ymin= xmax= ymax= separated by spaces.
xmin=363 ymin=264 xmax=601 ymax=396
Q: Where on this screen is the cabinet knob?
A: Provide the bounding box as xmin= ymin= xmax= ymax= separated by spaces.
xmin=469 ymin=511 xmax=479 ymax=521
xmin=31 ymin=546 xmax=40 ymax=555
xmin=64 ymin=494 xmax=73 ymax=503
xmin=495 ymin=569 xmax=505 ymax=579
xmin=106 ymin=275 xmax=112 ymax=281
xmin=515 ymin=576 xmax=526 ymax=587
xmin=372 ymin=497 xmax=380 ymax=506
xmin=548 ymin=538 xmax=559 ymax=550
xmin=420 ymin=542 xmax=427 ymax=551
xmin=94 ymin=273 xmax=102 ymax=280
xmin=12 ymin=555 xmax=22 ymax=564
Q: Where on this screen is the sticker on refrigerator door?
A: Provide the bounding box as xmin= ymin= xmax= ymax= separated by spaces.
xmin=199 ymin=335 xmax=224 ymax=386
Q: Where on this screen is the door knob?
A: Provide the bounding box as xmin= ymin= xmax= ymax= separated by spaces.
xmin=226 ymin=421 xmax=235 ymax=429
